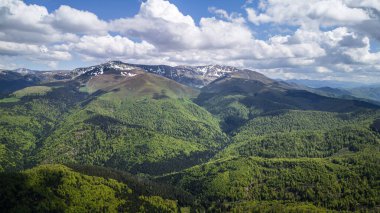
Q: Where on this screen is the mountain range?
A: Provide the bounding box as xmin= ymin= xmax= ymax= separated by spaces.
xmin=0 ymin=61 xmax=379 ymax=212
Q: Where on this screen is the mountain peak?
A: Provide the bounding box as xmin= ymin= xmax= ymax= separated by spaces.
xmin=71 ymin=61 xmax=275 ymax=88
xmin=73 ymin=61 xmax=137 ymax=77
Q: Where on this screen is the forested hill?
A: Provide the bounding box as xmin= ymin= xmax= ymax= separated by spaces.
xmin=0 ymin=62 xmax=379 ymax=212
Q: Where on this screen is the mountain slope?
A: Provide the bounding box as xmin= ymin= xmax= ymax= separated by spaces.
xmin=19 ymin=66 xmax=228 ymax=175
xmin=0 ymin=164 xmax=179 ymax=212
xmin=0 ymin=69 xmax=72 ymax=97
xmin=159 ymin=148 xmax=380 ymax=212
xmin=348 ymin=86 xmax=380 ymax=102
xmin=196 ymin=70 xmax=379 ymax=132
xmin=284 ymin=79 xmax=380 ymax=103
xmin=0 ymin=81 xmax=89 ymax=171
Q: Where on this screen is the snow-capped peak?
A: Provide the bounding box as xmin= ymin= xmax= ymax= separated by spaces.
xmin=72 ymin=61 xmax=242 ymax=88
xmin=194 ymin=65 xmax=239 ymax=75
xmin=121 ymin=72 xmax=137 ymax=77
xmin=104 ymin=61 xmax=135 ymax=71
xmin=73 ymin=61 xmax=136 ymax=77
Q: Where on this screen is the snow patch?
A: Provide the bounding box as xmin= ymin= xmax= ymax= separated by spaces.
xmin=121 ymin=72 xmax=137 ymax=77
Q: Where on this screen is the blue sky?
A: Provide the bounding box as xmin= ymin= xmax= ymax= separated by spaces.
xmin=1 ymin=0 xmax=380 ymax=83
xmin=24 ymin=0 xmax=248 ymax=21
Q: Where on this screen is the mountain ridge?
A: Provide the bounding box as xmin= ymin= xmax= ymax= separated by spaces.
xmin=3 ymin=61 xmax=259 ymax=88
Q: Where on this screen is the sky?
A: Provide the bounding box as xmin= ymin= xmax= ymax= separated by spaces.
xmin=1 ymin=0 xmax=380 ymax=83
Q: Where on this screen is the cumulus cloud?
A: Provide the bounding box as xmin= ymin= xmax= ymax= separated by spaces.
xmin=46 ymin=5 xmax=108 ymax=35
xmin=69 ymin=35 xmax=155 ymax=60
xmin=108 ymin=0 xmax=328 ymax=68
xmin=109 ymin=0 xmax=200 ymax=50
xmin=110 ymin=0 xmax=253 ymax=51
xmin=0 ymin=0 xmax=154 ymax=65
xmin=246 ymin=0 xmax=380 ymax=42
xmin=0 ymin=41 xmax=71 ymax=61
xmin=0 ymin=0 xmax=53 ymax=43
xmin=246 ymin=0 xmax=370 ymax=27
xmin=344 ymin=0 xmax=380 ymax=11
xmin=208 ymin=7 xmax=243 ymax=22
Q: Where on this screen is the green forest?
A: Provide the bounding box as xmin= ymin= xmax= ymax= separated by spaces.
xmin=0 ymin=70 xmax=379 ymax=212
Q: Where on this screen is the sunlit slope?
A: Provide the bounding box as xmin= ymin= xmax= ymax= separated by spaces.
xmin=35 ymin=70 xmax=227 ymax=175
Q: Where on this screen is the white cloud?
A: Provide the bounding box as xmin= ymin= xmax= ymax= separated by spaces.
xmin=0 ymin=41 xmax=71 ymax=61
xmin=47 ymin=5 xmax=108 ymax=35
xmin=308 ymin=0 xmax=370 ymax=25
xmin=0 ymin=0 xmax=49 ymax=32
xmin=246 ymin=8 xmax=271 ymax=25
xmin=110 ymin=0 xmax=200 ymax=50
xmin=110 ymin=0 xmax=253 ymax=51
xmin=344 ymin=0 xmax=380 ymax=11
xmin=109 ymin=0 xmax=327 ymax=67
xmin=246 ymin=0 xmax=380 ymax=43
xmin=208 ymin=7 xmax=230 ymax=20
xmin=0 ymin=0 xmax=54 ymax=43
xmin=198 ymin=17 xmax=253 ymax=49
xmin=316 ymin=66 xmax=332 ymax=73
xmin=343 ymin=37 xmax=380 ymax=64
xmin=246 ymin=0 xmax=370 ymax=27
xmin=140 ymin=0 xmax=195 ymax=25
xmin=69 ymin=35 xmax=155 ymax=60
xmin=208 ymin=7 xmax=243 ymax=22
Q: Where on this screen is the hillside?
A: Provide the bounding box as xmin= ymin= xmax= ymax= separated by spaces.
xmin=0 ymin=164 xmax=180 ymax=212
xmin=0 ymin=64 xmax=228 ymax=175
xmin=159 ymin=149 xmax=380 ymax=212
xmin=196 ymin=70 xmax=379 ymax=133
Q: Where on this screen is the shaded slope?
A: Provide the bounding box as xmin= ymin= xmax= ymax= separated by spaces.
xmin=196 ymin=70 xmax=379 ymax=132
xmin=0 ymin=164 xmax=179 ymax=212
xmin=0 ymin=71 xmax=40 ymax=97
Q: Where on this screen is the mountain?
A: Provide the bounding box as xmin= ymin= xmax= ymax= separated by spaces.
xmin=159 ymin=69 xmax=380 ymax=212
xmin=0 ymin=61 xmax=379 ymax=212
xmin=348 ymin=86 xmax=380 ymax=102
xmin=0 ymin=164 xmax=181 ymax=212
xmin=284 ymin=79 xmax=369 ymax=88
xmin=0 ymin=69 xmax=72 ymax=97
xmin=73 ymin=60 xmax=242 ymax=88
xmin=131 ymin=63 xmax=240 ymax=88
xmin=196 ymin=69 xmax=379 ymax=132
xmin=0 ymin=63 xmax=228 ymax=175
xmin=0 ymin=61 xmax=244 ymax=97
xmin=284 ymin=79 xmax=380 ymax=103
xmin=313 ymin=86 xmax=352 ymax=97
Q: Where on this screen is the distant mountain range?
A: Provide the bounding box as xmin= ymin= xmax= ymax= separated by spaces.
xmin=283 ymin=79 xmax=380 ymax=103
xmin=283 ymin=79 xmax=373 ymax=88
xmin=3 ymin=61 xmax=380 ymax=103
